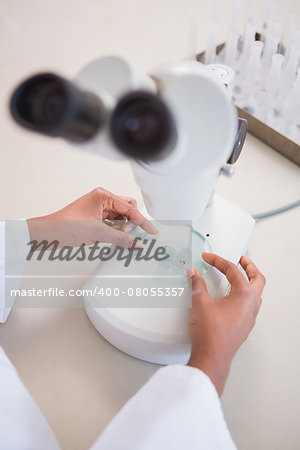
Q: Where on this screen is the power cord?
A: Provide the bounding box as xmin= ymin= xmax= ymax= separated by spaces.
xmin=252 ymin=200 xmax=300 ymax=220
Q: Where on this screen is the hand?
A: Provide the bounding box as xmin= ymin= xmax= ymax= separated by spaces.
xmin=27 ymin=187 xmax=157 ymax=248
xmin=187 ymin=253 xmax=265 ymax=396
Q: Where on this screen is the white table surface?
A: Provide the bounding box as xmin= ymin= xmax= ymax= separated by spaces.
xmin=1 ymin=1 xmax=300 ymax=449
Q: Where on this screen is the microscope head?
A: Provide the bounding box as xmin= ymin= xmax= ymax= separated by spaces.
xmin=10 ymin=55 xmax=246 ymax=220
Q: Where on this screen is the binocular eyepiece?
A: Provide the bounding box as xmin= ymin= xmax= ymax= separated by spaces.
xmin=10 ymin=73 xmax=176 ymax=161
xmin=10 ymin=73 xmax=105 ymax=143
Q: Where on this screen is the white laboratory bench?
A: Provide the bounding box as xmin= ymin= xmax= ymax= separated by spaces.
xmin=0 ymin=1 xmax=300 ymax=449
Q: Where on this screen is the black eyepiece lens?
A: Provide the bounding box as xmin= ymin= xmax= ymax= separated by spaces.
xmin=110 ymin=91 xmax=176 ymax=160
xmin=31 ymin=83 xmax=68 ymax=126
xmin=11 ymin=75 xmax=69 ymax=128
xmin=10 ymin=73 xmax=105 ymax=142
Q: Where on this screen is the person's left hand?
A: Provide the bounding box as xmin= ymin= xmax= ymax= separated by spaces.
xmin=27 ymin=187 xmax=157 ymax=248
xmin=187 ymin=253 xmax=265 ymax=396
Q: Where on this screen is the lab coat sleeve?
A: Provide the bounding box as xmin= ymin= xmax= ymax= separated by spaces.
xmin=0 ymin=346 xmax=60 ymax=450
xmin=90 ymin=364 xmax=237 ymax=450
xmin=0 ymin=220 xmax=30 ymax=323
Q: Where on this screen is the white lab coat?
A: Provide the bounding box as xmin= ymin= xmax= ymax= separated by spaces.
xmin=0 ymin=221 xmax=236 ymax=449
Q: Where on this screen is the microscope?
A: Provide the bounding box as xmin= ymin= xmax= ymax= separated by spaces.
xmin=10 ymin=56 xmax=253 ymax=364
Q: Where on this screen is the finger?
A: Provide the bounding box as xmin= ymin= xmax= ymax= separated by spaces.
xmin=105 ymin=227 xmax=144 ymax=250
xmin=202 ymin=252 xmax=246 ymax=289
xmin=240 ymin=256 xmax=266 ymax=296
xmin=123 ymin=222 xmax=138 ymax=233
xmin=119 ymin=196 xmax=138 ymax=208
xmin=93 ymin=188 xmax=137 ymax=213
xmin=104 ymin=218 xmax=127 ymax=231
xmin=104 ymin=215 xmax=137 ymax=232
xmin=187 ymin=268 xmax=209 ymax=304
xmin=105 ymin=212 xmax=126 ymax=221
xmin=111 ymin=197 xmax=158 ymax=235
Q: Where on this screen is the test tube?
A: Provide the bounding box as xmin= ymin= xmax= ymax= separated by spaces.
xmin=224 ymin=30 xmax=240 ymax=67
xmin=293 ymin=69 xmax=300 ymax=104
xmin=204 ymin=3 xmax=219 ymax=64
xmin=285 ymin=39 xmax=300 ymax=77
xmin=204 ymin=21 xmax=217 ymax=64
xmin=284 ymin=24 xmax=299 ymax=62
xmin=229 ymin=0 xmax=242 ymax=33
xmin=241 ymin=19 xmax=256 ymax=66
xmin=262 ymin=18 xmax=280 ymax=71
xmin=262 ymin=0 xmax=277 ymax=37
xmin=270 ymin=53 xmax=284 ymax=85
xmin=284 ymin=69 xmax=300 ymax=135
xmin=278 ymin=9 xmax=295 ymax=55
xmin=276 ymin=43 xmax=300 ymax=117
xmin=263 ymin=53 xmax=284 ymax=119
xmin=245 ymin=0 xmax=257 ymax=29
xmin=188 ymin=8 xmax=199 ymax=60
xmin=243 ymin=40 xmax=264 ymax=114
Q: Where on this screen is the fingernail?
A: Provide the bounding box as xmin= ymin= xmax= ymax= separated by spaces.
xmin=187 ymin=268 xmax=195 ymax=278
xmin=124 ymin=223 xmax=137 ymax=232
xmin=133 ymin=241 xmax=144 ymax=250
xmin=149 ymin=224 xmax=159 ymax=235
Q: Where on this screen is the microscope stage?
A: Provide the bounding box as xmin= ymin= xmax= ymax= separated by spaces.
xmin=84 ymin=195 xmax=254 ymax=365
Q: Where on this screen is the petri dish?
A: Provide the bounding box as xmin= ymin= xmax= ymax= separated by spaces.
xmin=191 ymin=229 xmax=212 ymax=276
xmin=133 ymin=225 xmax=211 ymax=287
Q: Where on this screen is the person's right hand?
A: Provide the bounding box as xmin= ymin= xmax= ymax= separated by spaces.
xmin=187 ymin=253 xmax=265 ymax=396
xmin=27 ymin=187 xmax=157 ymax=249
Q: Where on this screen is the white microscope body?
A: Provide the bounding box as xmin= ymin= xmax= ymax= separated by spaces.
xmin=10 ymin=56 xmax=254 ymax=364
xmin=75 ymin=57 xmax=237 ymax=221
xmin=73 ymin=56 xmax=254 ymax=364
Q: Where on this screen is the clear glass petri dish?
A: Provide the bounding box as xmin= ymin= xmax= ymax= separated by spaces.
xmin=133 ymin=225 xmax=211 ymax=287
xmin=191 ymin=229 xmax=212 ymax=276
